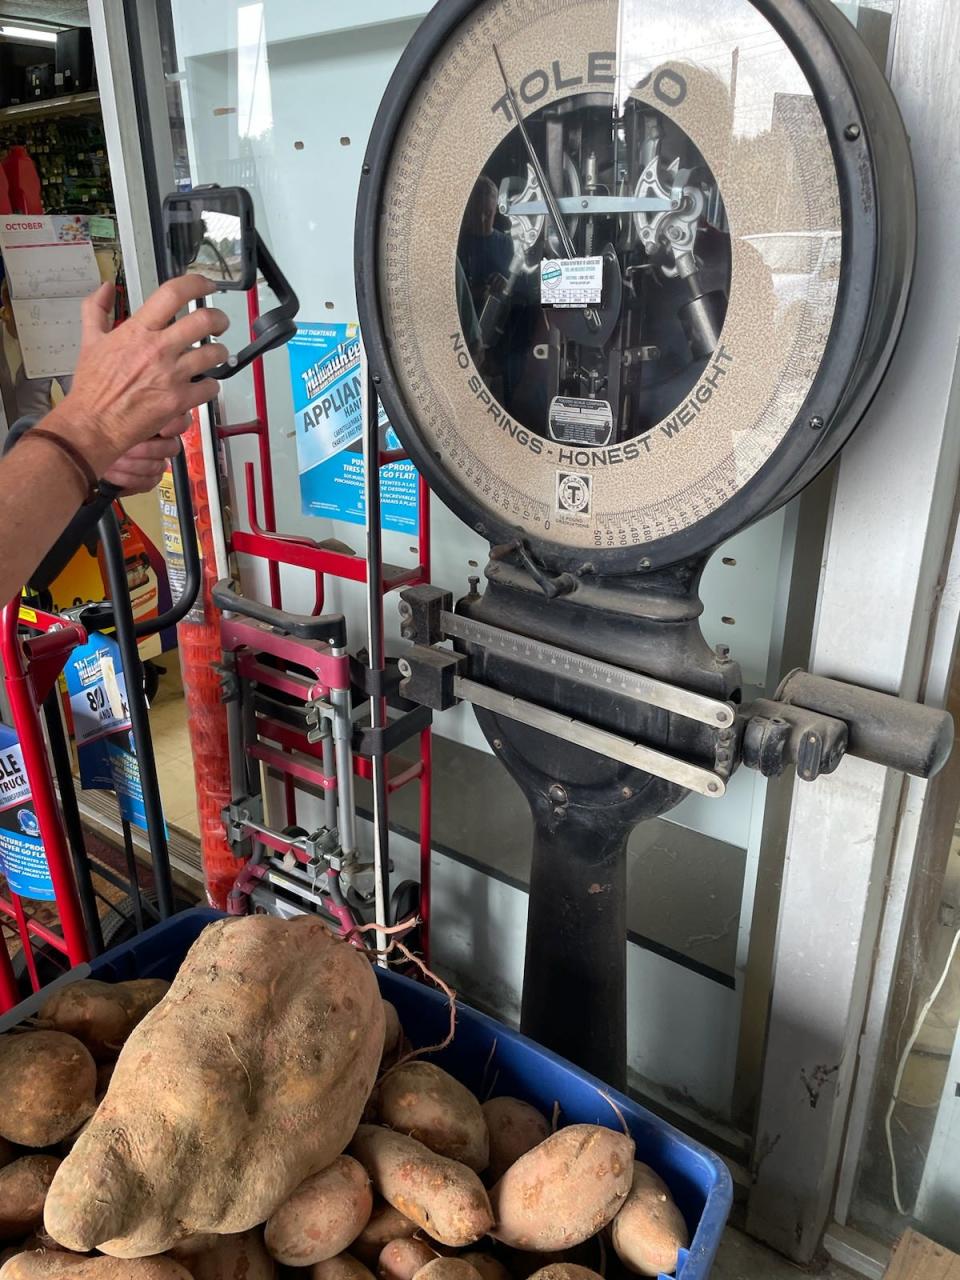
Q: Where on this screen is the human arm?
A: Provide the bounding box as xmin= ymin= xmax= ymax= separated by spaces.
xmin=0 ymin=274 xmax=228 ymax=604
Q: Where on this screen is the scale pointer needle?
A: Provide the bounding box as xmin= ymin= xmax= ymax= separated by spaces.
xmin=492 ymin=44 xmax=601 ymax=330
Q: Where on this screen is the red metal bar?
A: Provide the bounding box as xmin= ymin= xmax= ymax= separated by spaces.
xmin=0 ymin=600 xmax=90 ymax=974
xmin=0 ymin=930 xmax=19 ymax=1008
xmin=221 ymin=617 xmax=350 ymax=690
xmin=0 ymin=895 xmax=72 ymax=950
xmin=418 ymin=473 xmax=432 ymax=579
xmin=246 ymin=288 xmax=282 ymax=610
xmin=9 ymin=895 xmax=40 ymax=990
xmin=249 ymin=741 xmax=330 ymax=789
xmin=284 ymin=770 xmax=297 ymax=827
xmin=236 ymin=654 xmax=318 ymax=703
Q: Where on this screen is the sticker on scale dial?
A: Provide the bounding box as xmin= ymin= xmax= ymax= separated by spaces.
xmin=540 ymin=256 xmax=603 ymax=307
xmin=549 ymin=396 xmax=614 ymax=446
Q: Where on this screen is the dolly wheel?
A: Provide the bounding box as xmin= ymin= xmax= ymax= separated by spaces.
xmin=390 ymin=880 xmax=423 ymax=958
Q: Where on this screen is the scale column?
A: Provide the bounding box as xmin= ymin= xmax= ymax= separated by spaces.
xmin=521 ymin=795 xmax=628 ymax=1089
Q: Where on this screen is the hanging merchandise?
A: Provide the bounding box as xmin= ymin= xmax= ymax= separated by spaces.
xmin=174 ymin=415 xmax=235 ymax=909
xmin=289 ymin=321 xmax=419 ymax=534
xmin=0 ymin=723 xmax=55 ymax=901
xmin=63 ymin=632 xmax=160 ymax=836
xmin=1 ymin=146 xmax=43 ymax=215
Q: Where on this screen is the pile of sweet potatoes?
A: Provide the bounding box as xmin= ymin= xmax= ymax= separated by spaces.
xmin=0 ymin=916 xmax=689 ymax=1280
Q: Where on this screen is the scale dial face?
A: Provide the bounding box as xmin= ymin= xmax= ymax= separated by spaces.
xmin=360 ymin=0 xmax=913 ymax=572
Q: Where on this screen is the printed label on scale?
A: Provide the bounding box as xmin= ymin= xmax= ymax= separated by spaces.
xmin=548 ymin=396 xmax=614 ymax=446
xmin=540 ymin=256 xmax=603 ymax=307
xmin=556 ymin=471 xmax=592 ymax=521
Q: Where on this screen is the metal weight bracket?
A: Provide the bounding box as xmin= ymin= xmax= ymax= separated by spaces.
xmin=397 ymin=586 xmax=953 ymax=789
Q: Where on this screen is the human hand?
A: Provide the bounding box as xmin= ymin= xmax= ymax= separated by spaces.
xmin=101 ymin=415 xmax=188 ymax=496
xmin=50 ymin=275 xmax=228 ymax=475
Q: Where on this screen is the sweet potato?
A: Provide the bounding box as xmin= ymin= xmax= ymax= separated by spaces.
xmin=490 ymin=1125 xmax=634 ymax=1251
xmin=379 ymin=1063 xmax=489 ymax=1173
xmin=382 ymin=1002 xmax=402 ymax=1060
xmin=309 ymin=1256 xmax=376 ymax=1280
xmin=412 ymin=1261 xmax=482 ymax=1280
xmin=169 ymin=1229 xmax=276 ymax=1279
xmin=264 ymin=1155 xmax=373 ymax=1266
xmin=0 ymin=1157 xmax=61 ymax=1242
xmin=527 ymin=1268 xmax=602 ymax=1280
xmin=481 ymin=1099 xmax=550 ymax=1183
xmin=95 ymin=1063 xmax=115 ymax=1098
xmin=353 ymin=1201 xmax=419 ymax=1266
xmin=461 ymin=1254 xmax=510 ymax=1280
xmin=378 ymin=1238 xmax=437 ymax=1280
xmin=37 ymin=979 xmax=169 ymax=1062
xmin=351 ymin=1126 xmax=493 ymax=1248
xmin=45 ymin=916 xmax=384 ymax=1258
xmin=0 ymin=1032 xmax=96 ymax=1148
xmin=0 ymin=1255 xmax=192 ymax=1279
xmin=610 ymin=1162 xmax=688 ymax=1276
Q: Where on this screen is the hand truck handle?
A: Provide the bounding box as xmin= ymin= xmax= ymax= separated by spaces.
xmin=212 ymin=579 xmax=347 ymax=649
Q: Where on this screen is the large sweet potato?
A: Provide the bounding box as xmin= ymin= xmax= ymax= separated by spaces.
xmin=490 ymin=1126 xmax=634 ymax=1251
xmin=379 ymin=1063 xmax=489 ymax=1173
xmin=351 ymin=1126 xmax=493 ymax=1247
xmin=0 ymin=1256 xmax=191 ymax=1279
xmin=0 ymin=1032 xmax=96 ymax=1148
xmin=37 ymin=979 xmax=169 ymax=1062
xmin=609 ymin=1162 xmax=688 ymax=1276
xmin=264 ymin=1155 xmax=373 ymax=1266
xmin=0 ymin=1157 xmax=61 ymax=1242
xmin=169 ymin=1229 xmax=276 ymax=1279
xmin=45 ymin=916 xmax=384 ymax=1258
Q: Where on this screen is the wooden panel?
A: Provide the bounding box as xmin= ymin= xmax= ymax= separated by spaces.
xmin=886 ymin=1230 xmax=960 ymax=1280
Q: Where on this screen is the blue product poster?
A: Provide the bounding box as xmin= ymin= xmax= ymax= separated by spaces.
xmin=289 ymin=322 xmax=419 ymax=533
xmin=0 ymin=723 xmax=55 ymax=900
xmin=64 ymin=633 xmax=162 ymax=837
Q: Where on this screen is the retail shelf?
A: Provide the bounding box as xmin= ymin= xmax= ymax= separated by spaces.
xmin=0 ymin=90 xmax=100 ymax=123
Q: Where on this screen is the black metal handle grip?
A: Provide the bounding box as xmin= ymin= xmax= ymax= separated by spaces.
xmin=212 ymin=580 xmax=347 ymax=649
xmin=777 ymin=669 xmax=954 ymax=779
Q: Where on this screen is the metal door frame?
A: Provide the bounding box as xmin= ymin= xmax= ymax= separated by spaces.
xmin=89 ymin=0 xmax=960 ymax=1264
xmin=746 ymin=0 xmax=960 ymax=1259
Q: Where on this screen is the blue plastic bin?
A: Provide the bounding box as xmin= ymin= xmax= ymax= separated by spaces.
xmin=4 ymin=908 xmax=732 ymax=1278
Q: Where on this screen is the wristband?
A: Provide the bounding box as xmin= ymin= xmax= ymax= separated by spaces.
xmin=27 ymin=428 xmax=101 ymax=506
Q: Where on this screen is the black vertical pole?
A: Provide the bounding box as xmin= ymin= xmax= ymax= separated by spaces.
xmin=121 ymin=819 xmax=146 ymax=934
xmin=364 ymin=361 xmax=391 ymax=932
xmin=41 ymin=689 xmax=105 ymax=954
xmin=98 ymin=508 xmax=176 ymax=920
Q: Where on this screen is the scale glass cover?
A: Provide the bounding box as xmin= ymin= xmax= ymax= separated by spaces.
xmin=358 ymin=0 xmax=914 ymax=574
